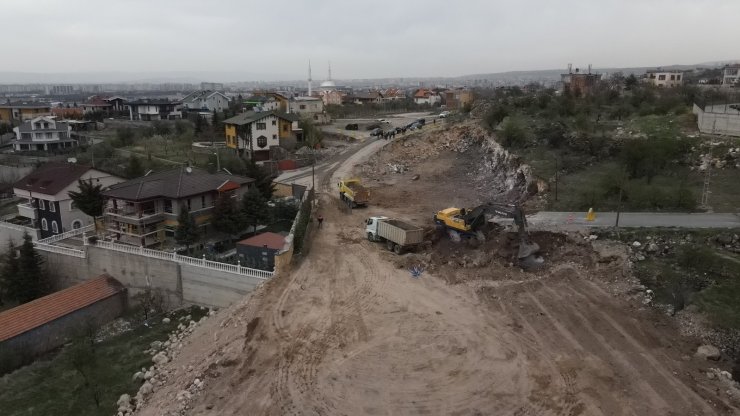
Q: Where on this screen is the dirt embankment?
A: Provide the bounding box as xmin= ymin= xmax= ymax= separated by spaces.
xmin=134 ymin=122 xmax=740 ymax=416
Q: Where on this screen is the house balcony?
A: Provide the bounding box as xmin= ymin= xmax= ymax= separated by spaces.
xmin=17 ymin=202 xmax=37 ymax=219
xmin=106 ymin=224 xmax=162 ymax=247
xmin=105 ymin=207 xmax=164 ymax=225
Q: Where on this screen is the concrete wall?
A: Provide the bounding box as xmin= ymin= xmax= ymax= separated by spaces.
xmin=0 ymin=222 xmax=39 ymax=244
xmin=694 ymin=104 xmax=740 ymax=137
xmin=1 ymin=292 xmax=126 ymax=360
xmin=39 ymin=244 xmax=265 ymax=308
xmin=0 ymin=164 xmax=34 ymax=183
xmin=180 ymin=265 xmax=263 ymax=308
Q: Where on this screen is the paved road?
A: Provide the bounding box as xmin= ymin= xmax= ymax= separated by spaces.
xmin=527 ymin=211 xmax=740 ymax=229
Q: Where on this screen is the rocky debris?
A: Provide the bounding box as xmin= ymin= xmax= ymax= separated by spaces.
xmin=645 ymin=242 xmax=659 ymax=254
xmin=94 ymin=318 xmax=132 ymax=343
xmin=387 ymin=163 xmax=407 ymax=173
xmin=152 ymin=351 xmax=169 ymax=366
xmin=120 ymin=308 xmax=214 ymax=415
xmin=696 ymin=344 xmax=721 ymax=361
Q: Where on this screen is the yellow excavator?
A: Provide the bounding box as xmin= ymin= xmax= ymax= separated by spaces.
xmin=434 ymin=202 xmax=541 ymax=262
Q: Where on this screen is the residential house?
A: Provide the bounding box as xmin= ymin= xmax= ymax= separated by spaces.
xmin=646 ymin=69 xmax=684 ymax=88
xmin=722 ymin=64 xmax=740 ymax=88
xmin=13 ymin=162 xmax=126 ymax=238
xmin=444 ymin=89 xmax=474 ymax=109
xmin=413 ymin=88 xmax=441 ymax=105
xmin=0 ymin=102 xmax=52 ymax=124
xmin=242 ymin=95 xmax=281 ymax=112
xmin=382 ymin=88 xmax=406 ymax=101
xmin=12 ymin=116 xmax=76 ymax=152
xmin=250 ymin=92 xmax=289 ymax=112
xmin=223 ymin=110 xmax=299 ymax=159
xmin=181 ymin=90 xmax=230 ymax=112
xmin=236 ymin=232 xmax=285 ymax=271
xmin=51 ymin=106 xmax=84 ymax=119
xmin=561 ymin=66 xmax=600 ymax=97
xmin=351 ymin=91 xmax=384 ymax=105
xmin=102 ymin=167 xmax=254 ymax=247
xmin=0 ymin=274 xmax=126 ymax=366
xmin=125 ymin=99 xmax=182 ymax=121
xmin=289 ymin=96 xmax=330 ymax=124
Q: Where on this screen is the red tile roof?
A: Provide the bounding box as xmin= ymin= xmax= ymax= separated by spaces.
xmin=0 ymin=274 xmax=125 ymax=342
xmin=237 ymin=232 xmax=285 ymax=250
xmin=13 ymin=162 xmax=93 ymax=196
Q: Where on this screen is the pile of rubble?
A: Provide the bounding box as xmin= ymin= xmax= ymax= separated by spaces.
xmin=116 ymin=309 xmax=216 ymax=416
xmin=695 ymin=147 xmax=740 ymax=171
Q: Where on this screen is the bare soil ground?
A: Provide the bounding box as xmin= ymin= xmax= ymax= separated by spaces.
xmin=137 ymin=124 xmax=739 ymax=415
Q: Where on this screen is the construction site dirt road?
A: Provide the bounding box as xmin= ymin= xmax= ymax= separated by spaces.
xmin=138 ymin=123 xmax=739 ymax=416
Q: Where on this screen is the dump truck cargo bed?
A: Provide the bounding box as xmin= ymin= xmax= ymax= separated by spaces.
xmin=377 ymin=219 xmax=424 ymax=247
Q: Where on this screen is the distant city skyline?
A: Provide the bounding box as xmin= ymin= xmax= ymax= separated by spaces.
xmin=2 ymin=0 xmax=740 ymax=82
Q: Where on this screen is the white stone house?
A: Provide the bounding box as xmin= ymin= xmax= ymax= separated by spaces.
xmin=12 ymin=116 xmax=76 ymax=152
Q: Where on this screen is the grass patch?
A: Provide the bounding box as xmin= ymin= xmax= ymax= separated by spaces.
xmin=617 ymin=229 xmax=740 ymax=329
xmin=0 ymin=306 xmax=207 ymax=416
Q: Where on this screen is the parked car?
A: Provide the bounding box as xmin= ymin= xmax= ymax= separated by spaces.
xmin=370 ymin=128 xmax=383 ymax=137
xmin=409 ymin=123 xmax=422 ymax=130
xmin=416 ymin=118 xmax=426 ymax=125
xmin=345 ymin=123 xmax=359 ymax=130
xmin=394 ymin=127 xmax=403 ymax=134
xmin=439 ymin=111 xmax=450 ymax=118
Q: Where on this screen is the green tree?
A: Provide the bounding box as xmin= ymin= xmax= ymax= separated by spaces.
xmin=152 ymin=121 xmax=171 ymax=136
xmin=625 ymin=74 xmax=638 ymax=90
xmin=484 ymin=105 xmax=509 ymax=130
xmin=499 ymin=116 xmax=527 ymax=147
xmin=116 ymin=127 xmax=135 ymax=146
xmin=270 ymin=199 xmax=299 ymax=224
xmin=68 ymin=179 xmax=105 ymax=232
xmin=244 ymin=158 xmax=276 ymax=200
xmin=241 ymin=186 xmax=270 ymax=235
xmin=175 ymin=206 xmax=199 ymax=253
xmin=174 ymin=120 xmax=191 ymax=136
xmin=0 ymin=240 xmax=18 ymax=306
xmin=124 ymin=155 xmax=144 ymax=178
xmin=211 ymin=194 xmax=244 ymax=237
xmin=12 ymin=233 xmax=48 ymax=303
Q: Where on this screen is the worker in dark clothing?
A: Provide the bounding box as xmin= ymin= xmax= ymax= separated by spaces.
xmin=317 ymin=214 xmax=324 ymax=228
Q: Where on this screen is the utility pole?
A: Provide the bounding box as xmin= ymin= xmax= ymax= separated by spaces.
xmin=554 ymin=157 xmax=559 ymax=202
xmin=700 ymin=120 xmax=716 ymax=210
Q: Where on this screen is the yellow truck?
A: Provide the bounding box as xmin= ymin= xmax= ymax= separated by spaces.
xmin=338 ymin=178 xmax=369 ymax=208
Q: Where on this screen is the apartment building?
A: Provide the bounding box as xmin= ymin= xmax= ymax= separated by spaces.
xmin=646 ymin=69 xmax=684 ymax=88
xmin=12 ymin=116 xmax=76 ymax=152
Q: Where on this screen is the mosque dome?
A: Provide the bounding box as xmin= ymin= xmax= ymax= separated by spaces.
xmin=320 ymin=80 xmax=336 ymax=89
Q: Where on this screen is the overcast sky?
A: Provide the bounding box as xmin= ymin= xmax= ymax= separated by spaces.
xmin=2 ymin=0 xmax=740 ymax=81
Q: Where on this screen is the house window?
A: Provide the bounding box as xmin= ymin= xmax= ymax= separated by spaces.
xmin=257 ymin=136 xmax=267 ymax=148
xmin=201 ymin=195 xmax=206 ymax=208
xmin=41 ymin=218 xmax=48 ymax=231
xmin=49 ymin=201 xmax=55 ymax=212
xmin=51 ymin=221 xmax=59 ymax=234
xmin=272 ymin=134 xmax=277 ymax=141
xmin=676 ymin=75 xmax=681 ymax=80
xmin=39 ymin=199 xmax=45 ymax=210
xmin=43 ymin=122 xmax=49 ymax=129
xmin=272 ymin=120 xmax=277 ymax=125
xmin=282 ymin=124 xmax=288 ymax=132
xmin=658 ymin=75 xmax=666 ymax=80
xmin=164 ymin=199 xmax=173 ymax=213
xmin=72 ymin=220 xmax=82 ymax=229
xmin=187 ymin=199 xmax=191 ymax=210
xmin=299 ymin=105 xmax=306 ymax=110
xmin=256 ymin=122 xmax=266 ymax=130
xmin=670 ymin=75 xmax=675 ymax=81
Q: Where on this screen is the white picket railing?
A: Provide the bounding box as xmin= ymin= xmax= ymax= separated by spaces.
xmin=35 ymin=242 xmax=86 ymax=258
xmin=91 ymin=239 xmax=272 ymax=280
xmin=38 ymin=224 xmax=94 ymax=244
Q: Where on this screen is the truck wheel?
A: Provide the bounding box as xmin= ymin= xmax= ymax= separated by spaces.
xmin=367 ymin=232 xmax=374 ymax=242
xmin=393 ymin=244 xmax=402 ymax=255
xmin=386 ymin=240 xmax=394 ymax=251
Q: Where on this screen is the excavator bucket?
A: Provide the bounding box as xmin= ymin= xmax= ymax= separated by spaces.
xmin=517 ymin=241 xmax=540 ymax=259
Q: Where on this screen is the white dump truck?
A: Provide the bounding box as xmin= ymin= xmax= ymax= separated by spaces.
xmin=365 ymin=216 xmax=424 ymax=254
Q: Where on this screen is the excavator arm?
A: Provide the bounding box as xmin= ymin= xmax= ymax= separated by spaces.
xmin=462 ymin=203 xmax=539 ymax=260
